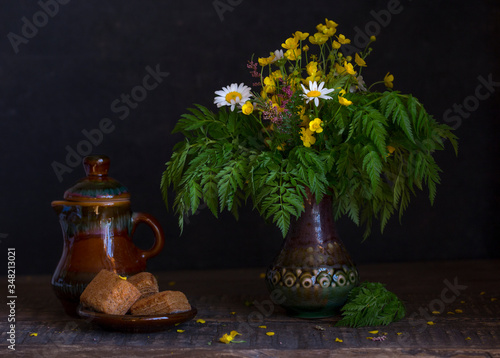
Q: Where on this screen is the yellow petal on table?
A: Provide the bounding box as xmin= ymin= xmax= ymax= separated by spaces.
xmin=219 ymin=334 xmax=233 ymax=344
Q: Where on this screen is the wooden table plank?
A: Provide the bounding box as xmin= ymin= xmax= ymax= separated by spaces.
xmin=1 ymin=260 xmax=499 ymax=357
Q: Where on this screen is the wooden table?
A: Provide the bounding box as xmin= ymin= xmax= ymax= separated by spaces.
xmin=2 ymin=260 xmax=500 ymax=357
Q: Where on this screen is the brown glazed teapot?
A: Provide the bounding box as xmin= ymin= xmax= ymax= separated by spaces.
xmin=51 ymin=155 xmax=165 ymax=316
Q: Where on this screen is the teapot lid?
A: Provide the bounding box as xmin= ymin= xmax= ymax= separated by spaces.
xmin=63 ymin=155 xmax=130 ymax=201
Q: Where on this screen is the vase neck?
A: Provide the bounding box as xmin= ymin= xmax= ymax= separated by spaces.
xmin=286 ymin=191 xmax=338 ymax=247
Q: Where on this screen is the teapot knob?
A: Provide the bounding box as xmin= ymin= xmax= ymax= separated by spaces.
xmin=84 ymin=155 xmax=110 ymax=177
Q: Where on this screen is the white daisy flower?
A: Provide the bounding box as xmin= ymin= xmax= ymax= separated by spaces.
xmin=350 ymin=75 xmax=367 ymax=93
xmin=356 ymin=75 xmax=367 ymax=92
xmin=214 ymin=83 xmax=252 ymax=111
xmin=301 ymin=81 xmax=335 ymax=107
xmin=272 ymin=49 xmax=284 ymax=63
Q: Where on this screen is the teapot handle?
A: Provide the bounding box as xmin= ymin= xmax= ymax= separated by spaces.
xmin=131 ymin=212 xmax=165 ymax=261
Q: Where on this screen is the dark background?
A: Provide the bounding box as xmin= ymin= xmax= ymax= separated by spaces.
xmin=0 ymin=0 xmax=498 ymax=275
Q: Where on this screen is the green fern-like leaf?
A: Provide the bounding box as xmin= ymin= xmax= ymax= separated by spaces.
xmin=362 ymin=145 xmax=383 ymax=192
xmin=336 ymin=282 xmax=406 ymax=328
xmin=364 ymin=108 xmax=388 ymax=154
xmin=379 ymin=92 xmax=415 ymax=143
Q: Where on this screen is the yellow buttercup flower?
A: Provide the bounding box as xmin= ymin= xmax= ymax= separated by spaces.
xmin=309 ymin=33 xmax=328 ymax=45
xmin=316 ymin=23 xmax=328 ymax=33
xmin=293 ymin=31 xmax=309 ymax=41
xmin=335 ymin=63 xmax=346 ymax=75
xmin=317 ymin=24 xmax=336 ymax=37
xmin=258 ymin=54 xmax=275 ymax=66
xmin=263 ymin=76 xmax=276 ymax=93
xmin=386 ymin=145 xmax=396 ymax=157
xmin=355 ymin=53 xmax=367 ymax=67
xmin=325 ymin=18 xmax=338 ymax=28
xmin=337 ymin=34 xmax=351 ymax=44
xmin=301 ymin=114 xmax=309 ymax=126
xmin=242 ymin=101 xmax=254 ymax=115
xmin=384 ymin=72 xmax=394 ymax=88
xmin=370 ymin=35 xmax=377 ymax=42
xmin=300 ymin=128 xmax=316 ymax=147
xmin=332 ymin=40 xmax=341 ymax=49
xmin=271 ymin=97 xmax=285 ymax=113
xmin=271 ymin=69 xmax=283 ymax=80
xmin=302 ymin=44 xmax=309 ymax=52
xmin=284 ymin=48 xmax=301 ymax=61
xmin=338 ymin=95 xmax=352 ymax=106
xmin=303 ymin=72 xmax=322 ymax=85
xmin=306 ymin=61 xmax=319 ymax=75
xmin=309 ymin=117 xmax=323 ymax=133
xmin=344 ymin=61 xmax=356 ymax=75
xmin=281 ymin=37 xmax=299 ymax=50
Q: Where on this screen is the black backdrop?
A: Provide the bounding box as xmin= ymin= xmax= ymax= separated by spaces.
xmin=1 ymin=0 xmax=499 ymax=275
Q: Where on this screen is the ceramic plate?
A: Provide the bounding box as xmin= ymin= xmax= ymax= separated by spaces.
xmin=76 ymin=305 xmax=197 ymax=333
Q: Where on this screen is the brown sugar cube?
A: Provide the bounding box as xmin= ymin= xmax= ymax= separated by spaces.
xmin=130 ymin=290 xmax=191 ymax=316
xmin=80 ymin=269 xmax=141 ymax=315
xmin=127 ymin=272 xmax=159 ymax=298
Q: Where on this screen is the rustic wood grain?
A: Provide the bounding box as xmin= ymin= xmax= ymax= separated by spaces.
xmin=1 ymin=260 xmax=499 ymax=357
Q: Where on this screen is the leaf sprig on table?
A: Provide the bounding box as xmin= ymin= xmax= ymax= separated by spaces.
xmin=336 ymin=282 xmax=405 ymax=327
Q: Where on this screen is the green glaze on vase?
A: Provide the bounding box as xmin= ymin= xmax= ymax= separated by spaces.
xmin=265 ymin=190 xmax=359 ymax=318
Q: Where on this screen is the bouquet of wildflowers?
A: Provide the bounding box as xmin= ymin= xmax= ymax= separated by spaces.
xmin=161 ymin=19 xmax=457 ymax=238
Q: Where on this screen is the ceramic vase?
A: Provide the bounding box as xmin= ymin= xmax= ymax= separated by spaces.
xmin=265 ymin=190 xmax=359 ymax=318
